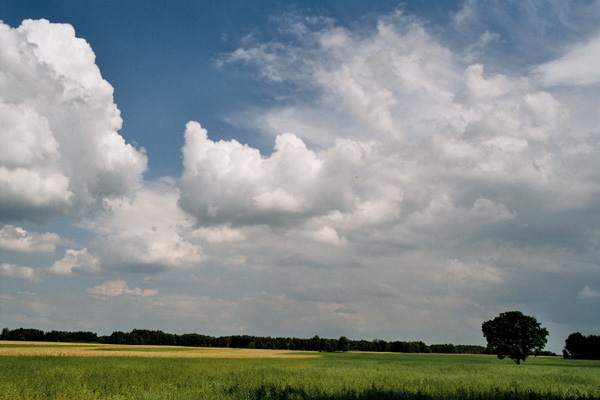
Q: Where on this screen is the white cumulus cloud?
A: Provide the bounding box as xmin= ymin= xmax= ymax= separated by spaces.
xmin=534 ymin=34 xmax=600 ymax=86
xmin=178 ymin=122 xmax=364 ymax=225
xmin=199 ymin=10 xmax=600 ymax=255
xmin=80 ymin=179 xmax=204 ymax=272
xmin=0 ymin=19 xmax=147 ymax=223
xmin=0 ymin=225 xmax=62 ymax=254
xmin=49 ymin=248 xmax=101 ymax=275
xmin=191 ymin=11 xmax=600 ymax=340
xmin=2 ymin=6 xmax=599 ymax=346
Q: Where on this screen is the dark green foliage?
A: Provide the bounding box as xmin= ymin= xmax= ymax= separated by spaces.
xmin=455 ymin=345 xmax=489 ymax=354
xmin=0 ymin=326 xmax=531 ymax=356
xmin=239 ymin=386 xmax=600 ymax=400
xmin=337 ymin=336 xmax=350 ymax=352
xmin=429 ymin=344 xmax=457 ymax=353
xmin=0 ymin=328 xmax=45 ymax=341
xmin=0 ymin=327 xmax=97 ymax=343
xmin=482 ymin=311 xmax=549 ymax=364
xmin=177 ymin=332 xmax=215 ymax=347
xmin=390 ymin=341 xmax=429 ymax=353
xmin=564 ymin=333 xmax=600 ymax=360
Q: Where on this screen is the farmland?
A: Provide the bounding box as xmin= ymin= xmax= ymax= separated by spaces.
xmin=1 ymin=341 xmax=599 ymax=399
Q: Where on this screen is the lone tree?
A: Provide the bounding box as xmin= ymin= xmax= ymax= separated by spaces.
xmin=482 ymin=311 xmax=548 ymax=364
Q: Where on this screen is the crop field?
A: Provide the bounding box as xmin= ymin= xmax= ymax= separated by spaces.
xmin=0 ymin=341 xmax=317 ymax=359
xmin=1 ymin=341 xmax=599 ymax=400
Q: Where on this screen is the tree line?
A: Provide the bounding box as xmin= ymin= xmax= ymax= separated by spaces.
xmin=1 ymin=327 xmax=489 ymax=354
xmin=563 ymin=332 xmax=600 ymax=360
xmin=9 ymin=326 xmax=596 ymax=358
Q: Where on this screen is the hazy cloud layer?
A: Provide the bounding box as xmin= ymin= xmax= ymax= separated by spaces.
xmin=0 ymin=20 xmax=147 ymax=223
xmin=1 ymin=263 xmax=38 ymax=281
xmin=88 ymin=280 xmax=158 ymax=298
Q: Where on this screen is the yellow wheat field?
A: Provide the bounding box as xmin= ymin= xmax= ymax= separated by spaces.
xmin=0 ymin=341 xmax=319 ymax=358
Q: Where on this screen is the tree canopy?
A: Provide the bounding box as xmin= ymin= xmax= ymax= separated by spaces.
xmin=1 ymin=327 xmax=492 ymax=354
xmin=564 ymin=332 xmax=600 ymax=360
xmin=481 ymin=311 xmax=548 ymax=364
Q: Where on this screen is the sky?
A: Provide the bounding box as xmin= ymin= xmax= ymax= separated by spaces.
xmin=1 ymin=0 xmax=599 ymax=353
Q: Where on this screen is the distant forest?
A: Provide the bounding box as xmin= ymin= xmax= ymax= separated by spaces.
xmin=563 ymin=332 xmax=600 ymax=360
xmin=1 ymin=327 xmax=497 ymax=354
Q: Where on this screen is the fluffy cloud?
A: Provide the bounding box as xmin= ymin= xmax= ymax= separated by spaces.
xmin=534 ymin=34 xmax=600 ymax=86
xmin=178 ymin=122 xmax=364 ymax=226
xmin=179 ymin=9 xmax=600 ymax=342
xmin=87 ymin=280 xmax=157 ymax=297
xmin=80 ymin=179 xmax=204 ymax=272
xmin=0 ymin=263 xmax=38 ymax=281
xmin=49 ymin=248 xmax=101 ymax=275
xmin=463 ymin=63 xmax=530 ymax=101
xmin=0 ymin=20 xmax=147 ymax=223
xmin=0 ymin=225 xmax=62 ymax=254
xmin=3 ymin=6 xmax=599 ymax=347
xmin=192 ymin=11 xmax=600 ymax=254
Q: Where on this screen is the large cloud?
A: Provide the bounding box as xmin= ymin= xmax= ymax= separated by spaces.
xmin=49 ymin=248 xmax=101 ymax=275
xmin=178 ymin=121 xmax=366 ymax=226
xmin=534 ymin=34 xmax=600 ymax=86
xmin=0 ymin=225 xmax=62 ymax=254
xmin=186 ymin=12 xmax=600 ymax=247
xmin=176 ymin=10 xmax=600 ymax=343
xmin=79 ymin=179 xmax=205 ymax=273
xmin=2 ymin=7 xmax=598 ymax=348
xmin=0 ymin=19 xmax=147 ymax=223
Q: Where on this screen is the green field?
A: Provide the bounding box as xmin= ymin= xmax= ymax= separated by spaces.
xmin=1 ymin=343 xmax=599 ymax=400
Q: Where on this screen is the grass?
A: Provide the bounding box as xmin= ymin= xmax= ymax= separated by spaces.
xmin=1 ymin=342 xmax=598 ymax=399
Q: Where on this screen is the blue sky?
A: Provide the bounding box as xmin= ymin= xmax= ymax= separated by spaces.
xmin=1 ymin=0 xmax=599 ymax=353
